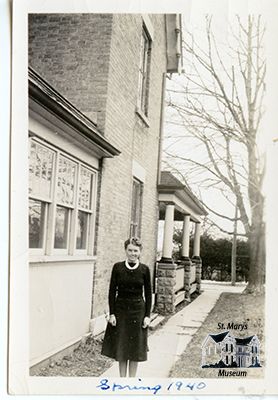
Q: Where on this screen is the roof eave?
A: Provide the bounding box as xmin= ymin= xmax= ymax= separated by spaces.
xmin=166 ymin=14 xmax=183 ymax=74
xmin=158 ymin=184 xmax=185 ymax=191
xmin=29 ymin=68 xmax=121 ymax=158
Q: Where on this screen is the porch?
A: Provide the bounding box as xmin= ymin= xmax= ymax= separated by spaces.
xmin=156 ymin=171 xmax=207 ymax=314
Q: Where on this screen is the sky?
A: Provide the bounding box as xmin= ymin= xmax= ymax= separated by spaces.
xmin=161 ymin=0 xmax=271 ymax=239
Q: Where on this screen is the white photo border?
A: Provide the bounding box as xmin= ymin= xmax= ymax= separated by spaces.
xmin=8 ymin=0 xmax=278 ymax=396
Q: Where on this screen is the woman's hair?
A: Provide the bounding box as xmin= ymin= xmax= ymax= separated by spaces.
xmin=124 ymin=237 xmax=143 ymax=250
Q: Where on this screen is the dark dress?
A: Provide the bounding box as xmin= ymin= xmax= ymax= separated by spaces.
xmin=101 ymin=261 xmax=152 ymax=362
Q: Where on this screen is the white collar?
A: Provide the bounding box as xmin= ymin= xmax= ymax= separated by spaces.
xmin=125 ymin=259 xmax=139 ymax=270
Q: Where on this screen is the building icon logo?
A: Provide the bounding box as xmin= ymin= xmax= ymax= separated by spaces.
xmin=201 ymin=331 xmax=261 ymax=368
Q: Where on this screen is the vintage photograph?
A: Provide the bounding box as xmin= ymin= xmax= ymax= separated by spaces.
xmin=8 ymin=0 xmax=278 ymax=396
xmin=27 ymin=10 xmax=265 ymax=378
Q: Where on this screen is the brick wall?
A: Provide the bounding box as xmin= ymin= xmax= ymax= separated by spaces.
xmin=28 ymin=13 xmax=113 ymax=129
xmin=28 ymin=14 xmax=168 ymax=319
xmin=92 ymin=14 xmax=167 ymax=317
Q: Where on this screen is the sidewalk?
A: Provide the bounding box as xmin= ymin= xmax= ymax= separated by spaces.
xmin=101 ymin=281 xmax=246 ymax=378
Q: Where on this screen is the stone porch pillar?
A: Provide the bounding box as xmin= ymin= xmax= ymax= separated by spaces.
xmin=192 ymin=221 xmax=202 ymax=293
xmin=161 ymin=204 xmax=175 ymax=263
xmin=156 ymin=264 xmax=176 ymax=315
xmin=156 ymin=204 xmax=176 ymax=315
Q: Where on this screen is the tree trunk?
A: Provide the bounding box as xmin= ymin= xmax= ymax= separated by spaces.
xmin=244 ymin=201 xmax=265 ymax=294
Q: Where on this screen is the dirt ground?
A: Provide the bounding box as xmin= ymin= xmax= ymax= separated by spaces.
xmin=30 ymin=336 xmax=113 ymax=377
xmin=169 ymin=291 xmax=265 ymax=378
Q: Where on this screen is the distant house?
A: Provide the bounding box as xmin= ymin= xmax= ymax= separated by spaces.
xmin=28 ymin=13 xmax=184 ymax=368
xmin=201 ymin=331 xmax=261 ymax=368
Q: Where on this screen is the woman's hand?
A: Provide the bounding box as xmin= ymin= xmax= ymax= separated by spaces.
xmin=142 ymin=316 xmax=150 ymax=328
xmin=109 ymin=314 xmax=117 ymax=326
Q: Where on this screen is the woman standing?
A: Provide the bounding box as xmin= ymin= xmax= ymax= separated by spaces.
xmin=101 ymin=237 xmax=152 ymax=377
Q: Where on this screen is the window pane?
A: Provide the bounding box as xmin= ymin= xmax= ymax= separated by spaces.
xmin=76 ymin=211 xmax=88 ymax=249
xmin=57 ymin=156 xmax=77 ymax=206
xmin=138 ymin=28 xmax=150 ymax=115
xmin=54 ymin=206 xmax=69 ymax=249
xmin=78 ymin=167 xmax=93 ymax=210
xmin=29 ymin=140 xmax=54 ymax=200
xmin=29 ymin=199 xmax=45 ymax=248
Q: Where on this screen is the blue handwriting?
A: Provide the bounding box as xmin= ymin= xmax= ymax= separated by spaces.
xmin=96 ymin=378 xmax=206 ymax=395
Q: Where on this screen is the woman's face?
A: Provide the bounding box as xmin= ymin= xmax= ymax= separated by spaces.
xmin=125 ymin=243 xmax=141 ymax=263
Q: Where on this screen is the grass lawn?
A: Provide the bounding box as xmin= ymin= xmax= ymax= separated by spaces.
xmin=169 ymin=291 xmax=264 ymax=378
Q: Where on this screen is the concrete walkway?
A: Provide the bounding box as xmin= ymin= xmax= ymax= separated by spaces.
xmin=101 ymin=281 xmax=246 ymax=378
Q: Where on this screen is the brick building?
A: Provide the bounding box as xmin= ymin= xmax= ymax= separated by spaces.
xmin=28 ymin=13 xmax=182 ymax=367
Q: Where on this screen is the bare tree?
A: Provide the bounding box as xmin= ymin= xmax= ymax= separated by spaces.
xmin=165 ymin=15 xmax=266 ymax=294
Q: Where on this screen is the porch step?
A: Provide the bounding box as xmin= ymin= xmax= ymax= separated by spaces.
xmin=150 ymin=312 xmax=158 ymax=321
xmin=149 ymin=315 xmax=165 ymax=330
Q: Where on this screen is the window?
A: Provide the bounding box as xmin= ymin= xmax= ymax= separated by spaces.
xmin=137 ymin=25 xmax=151 ymax=116
xmin=76 ymin=166 xmax=94 ymax=250
xmin=29 ymin=137 xmax=96 ymax=256
xmin=130 ymin=178 xmax=143 ymax=237
xmin=29 ymin=140 xmax=55 ymax=251
xmin=54 ymin=155 xmax=77 ymax=250
xmin=29 ymin=199 xmax=46 ymax=248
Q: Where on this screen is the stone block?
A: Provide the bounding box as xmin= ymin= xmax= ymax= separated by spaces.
xmin=157 ymin=269 xmax=167 ymax=277
xmin=166 ymin=269 xmax=176 ymax=278
xmin=157 ymin=277 xmax=175 ymax=287
xmin=165 ymin=303 xmax=175 ymax=314
xmin=164 ymin=277 xmax=176 ymax=287
xmin=165 ymin=286 xmax=175 ymax=295
xmin=156 ymin=303 xmax=165 ymax=313
xmin=157 ymin=294 xmax=166 ymax=303
xmin=157 ymin=286 xmax=165 ymax=294
xmin=157 ymin=277 xmax=165 ymax=287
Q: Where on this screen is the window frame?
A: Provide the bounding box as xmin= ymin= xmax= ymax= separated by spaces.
xmin=29 ymin=136 xmax=97 ymax=259
xmin=137 ymin=23 xmax=152 ymax=118
xmin=74 ymin=165 xmax=96 ymax=256
xmin=130 ymin=178 xmax=144 ymax=238
xmin=52 ymin=153 xmax=78 ymax=255
xmin=29 ymin=138 xmax=57 ymax=256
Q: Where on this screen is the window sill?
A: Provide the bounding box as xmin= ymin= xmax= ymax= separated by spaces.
xmin=29 ymin=254 xmax=97 ymax=264
xmin=135 ymin=107 xmax=150 ymax=127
